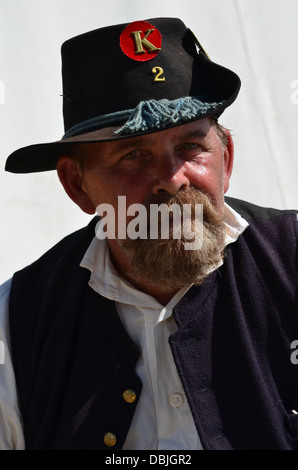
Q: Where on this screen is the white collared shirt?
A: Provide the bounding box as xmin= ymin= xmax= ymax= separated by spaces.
xmin=0 ymin=203 xmax=248 ymax=449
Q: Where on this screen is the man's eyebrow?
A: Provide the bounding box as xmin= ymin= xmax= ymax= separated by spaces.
xmin=100 ymin=127 xmax=209 ymax=157
xmin=113 ymin=129 xmax=208 ymax=148
xmin=180 ymin=129 xmax=208 ymax=140
xmin=108 ymin=137 xmax=148 ymax=153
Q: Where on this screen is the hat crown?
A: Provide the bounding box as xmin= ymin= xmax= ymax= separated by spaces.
xmin=5 ymin=18 xmax=241 ymax=173
xmin=60 ymin=17 xmax=238 ymax=133
xmin=61 ymin=18 xmax=195 ymax=131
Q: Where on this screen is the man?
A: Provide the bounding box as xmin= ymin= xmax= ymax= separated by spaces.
xmin=1 ymin=17 xmax=298 ymax=450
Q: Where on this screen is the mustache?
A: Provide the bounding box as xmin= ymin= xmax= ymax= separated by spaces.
xmin=141 ymin=187 xmax=221 ymax=227
xmin=120 ymin=187 xmax=224 ymax=244
xmin=143 ymin=187 xmax=212 ymax=208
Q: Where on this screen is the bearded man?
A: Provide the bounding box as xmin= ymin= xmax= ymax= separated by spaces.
xmin=1 ymin=18 xmax=298 ymax=450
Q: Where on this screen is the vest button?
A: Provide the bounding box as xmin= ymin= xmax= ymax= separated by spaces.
xmin=104 ymin=432 xmax=117 ymax=447
xmin=123 ymin=389 xmax=137 ymax=403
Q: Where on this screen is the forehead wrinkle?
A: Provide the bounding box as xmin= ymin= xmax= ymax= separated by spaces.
xmin=82 ymin=123 xmax=210 ymax=162
xmin=109 ymin=127 xmax=209 ymax=152
xmin=80 ymin=138 xmax=147 ymax=163
xmin=110 ymin=137 xmax=149 ymax=153
xmin=178 ymin=128 xmax=208 ymax=141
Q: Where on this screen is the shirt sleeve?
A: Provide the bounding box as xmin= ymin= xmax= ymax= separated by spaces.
xmin=0 ymin=279 xmax=25 ymax=450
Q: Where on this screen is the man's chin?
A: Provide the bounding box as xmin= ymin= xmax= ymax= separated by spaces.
xmin=115 ymin=188 xmax=226 ymax=292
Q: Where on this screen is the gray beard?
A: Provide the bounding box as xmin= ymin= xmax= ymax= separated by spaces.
xmin=119 ymin=188 xmax=226 ymax=293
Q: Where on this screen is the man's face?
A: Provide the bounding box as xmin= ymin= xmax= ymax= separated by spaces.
xmin=58 ymin=117 xmax=233 ymax=294
xmin=78 ymin=117 xmax=232 ymax=217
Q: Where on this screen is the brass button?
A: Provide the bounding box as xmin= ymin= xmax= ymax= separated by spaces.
xmin=104 ymin=432 xmax=117 ymax=447
xmin=123 ymin=389 xmax=137 ymax=403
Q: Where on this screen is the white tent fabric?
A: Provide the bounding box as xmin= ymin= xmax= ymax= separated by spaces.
xmin=1 ymin=0 xmax=298 ymax=282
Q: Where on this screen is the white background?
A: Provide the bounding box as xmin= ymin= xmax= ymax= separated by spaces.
xmin=1 ymin=0 xmax=298 ymax=283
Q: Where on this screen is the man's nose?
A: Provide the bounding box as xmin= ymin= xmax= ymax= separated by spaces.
xmin=151 ymin=154 xmax=190 ymax=196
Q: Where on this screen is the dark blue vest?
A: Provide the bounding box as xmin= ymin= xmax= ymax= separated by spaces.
xmin=8 ymin=198 xmax=298 ymax=449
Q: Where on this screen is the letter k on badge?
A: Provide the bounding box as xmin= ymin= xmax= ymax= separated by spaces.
xmin=120 ymin=20 xmax=162 ymax=61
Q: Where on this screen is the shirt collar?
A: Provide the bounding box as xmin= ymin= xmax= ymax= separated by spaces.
xmin=224 ymin=201 xmax=249 ymax=246
xmin=80 ymin=202 xmax=249 ymax=307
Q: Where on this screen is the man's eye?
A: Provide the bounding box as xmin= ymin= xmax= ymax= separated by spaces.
xmin=122 ymin=150 xmax=138 ymax=160
xmin=182 ymin=142 xmax=197 ymax=150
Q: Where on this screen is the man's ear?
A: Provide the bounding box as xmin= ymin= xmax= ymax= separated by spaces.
xmin=223 ymin=129 xmax=234 ymax=194
xmin=57 ymin=156 xmax=96 ymax=214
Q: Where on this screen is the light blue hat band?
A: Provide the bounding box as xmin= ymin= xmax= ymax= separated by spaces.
xmin=62 ymin=96 xmax=223 ymax=139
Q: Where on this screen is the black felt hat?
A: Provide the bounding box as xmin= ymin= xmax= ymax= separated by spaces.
xmin=5 ymin=17 xmax=241 ymax=173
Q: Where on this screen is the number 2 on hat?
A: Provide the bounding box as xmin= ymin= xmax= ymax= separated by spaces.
xmin=152 ymin=66 xmax=165 ymax=82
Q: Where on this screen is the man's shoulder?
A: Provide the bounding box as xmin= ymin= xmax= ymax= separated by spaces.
xmin=226 ymin=197 xmax=298 ymax=263
xmin=12 ymin=217 xmax=99 ymax=282
xmin=226 ymin=196 xmax=298 ymax=220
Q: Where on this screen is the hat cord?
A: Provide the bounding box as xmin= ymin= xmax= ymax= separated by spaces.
xmin=115 ymin=96 xmax=223 ymax=135
xmin=62 ymin=96 xmax=223 ymax=139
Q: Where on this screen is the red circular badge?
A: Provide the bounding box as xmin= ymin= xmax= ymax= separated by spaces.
xmin=120 ymin=20 xmax=162 ymax=62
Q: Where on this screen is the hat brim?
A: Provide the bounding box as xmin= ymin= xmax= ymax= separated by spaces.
xmin=5 ymin=100 xmax=239 ymax=174
xmin=5 ymin=52 xmax=241 ymax=173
